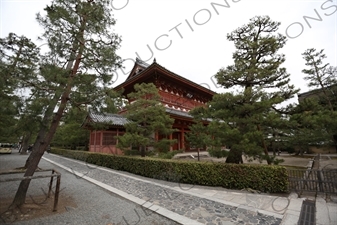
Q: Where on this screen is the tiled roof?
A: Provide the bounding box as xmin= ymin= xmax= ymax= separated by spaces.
xmin=89 ymin=112 xmax=128 ymax=126
xmin=165 ymin=108 xmax=215 ymax=123
xmin=165 ymin=108 xmax=193 ymax=118
xmin=298 ymin=84 xmax=337 ymax=100
xmin=136 ymin=57 xmax=150 ymax=68
xmin=115 ymin=58 xmax=216 ymax=96
xmin=154 ymin=63 xmax=216 ymax=95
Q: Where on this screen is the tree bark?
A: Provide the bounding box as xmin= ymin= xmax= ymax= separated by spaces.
xmin=333 ymin=135 xmax=337 ymax=153
xmin=11 ymin=76 xmax=76 ymax=207
xmin=10 ymin=27 xmax=85 ymax=207
xmin=24 ymin=91 xmax=61 ymax=168
xmin=225 ymin=148 xmax=243 ymax=164
xmin=140 ymin=146 xmax=145 ymax=157
xmin=20 ymin=134 xmax=31 ymax=155
xmin=257 ymin=124 xmax=272 ymax=165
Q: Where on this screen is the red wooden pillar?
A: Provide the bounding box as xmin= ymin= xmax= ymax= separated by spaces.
xmin=169 ymin=133 xmax=173 ymax=151
xmin=99 ymin=131 xmax=103 ymax=153
xmin=94 ymin=130 xmax=97 ymax=152
xmin=181 ymin=128 xmax=185 ymax=150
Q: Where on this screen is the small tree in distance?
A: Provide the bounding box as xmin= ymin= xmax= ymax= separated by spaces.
xmin=187 ymin=107 xmax=210 ymax=161
xmin=117 ymin=83 xmax=176 ymax=157
xmin=302 ymin=48 xmax=336 ymax=111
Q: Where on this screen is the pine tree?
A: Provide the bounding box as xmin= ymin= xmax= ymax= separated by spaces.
xmin=288 ymin=100 xmax=333 ymax=155
xmin=117 ymin=83 xmax=175 ymax=157
xmin=297 ymin=48 xmax=337 ymax=152
xmin=8 ymin=0 xmax=122 ymax=207
xmin=0 ymin=34 xmax=40 ymax=144
xmin=302 ymin=48 xmax=337 ymax=111
xmin=187 ymin=107 xmax=210 ymax=161
xmin=210 ymin=16 xmax=298 ymax=164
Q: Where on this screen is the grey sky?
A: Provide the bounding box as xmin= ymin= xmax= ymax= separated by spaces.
xmin=1 ymin=0 xmax=336 ymax=104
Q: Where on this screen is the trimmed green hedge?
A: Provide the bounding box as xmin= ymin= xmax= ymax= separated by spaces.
xmin=50 ymin=148 xmax=289 ymax=193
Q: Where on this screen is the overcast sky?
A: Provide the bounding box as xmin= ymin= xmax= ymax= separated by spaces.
xmin=1 ymin=0 xmax=336 ymax=104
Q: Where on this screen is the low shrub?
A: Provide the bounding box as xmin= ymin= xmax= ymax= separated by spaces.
xmin=157 ymin=150 xmax=183 ymax=159
xmin=208 ymin=149 xmax=229 ymax=158
xmin=50 ymin=148 xmax=289 ymax=193
xmin=124 ymin=150 xmax=141 ymax=156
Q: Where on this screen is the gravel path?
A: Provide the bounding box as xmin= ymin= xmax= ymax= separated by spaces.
xmin=42 ymin=153 xmax=282 ymax=225
xmin=0 ymin=152 xmax=179 ymax=225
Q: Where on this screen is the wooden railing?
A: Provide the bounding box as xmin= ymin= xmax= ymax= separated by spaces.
xmin=287 ymin=168 xmax=337 ymax=195
xmin=0 ymin=169 xmax=61 ymax=211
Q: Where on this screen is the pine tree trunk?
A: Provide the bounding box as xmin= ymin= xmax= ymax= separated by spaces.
xmin=10 ymin=148 xmax=45 ymax=208
xmin=10 ymin=79 xmax=75 ymax=207
xmin=140 ymin=146 xmax=145 ymax=157
xmin=257 ymin=124 xmax=272 ymax=165
xmin=330 ymin=134 xmax=337 ymax=153
xmin=225 ymin=148 xmax=243 ymax=164
xmin=24 ymin=133 xmax=46 ymax=168
xmin=334 ymin=135 xmax=337 ymax=153
xmin=10 ymin=4 xmax=94 ymax=207
xmin=10 ymin=35 xmax=84 ymax=207
xmin=24 ymin=91 xmax=61 ymax=168
xmin=20 ymin=134 xmax=31 ymax=155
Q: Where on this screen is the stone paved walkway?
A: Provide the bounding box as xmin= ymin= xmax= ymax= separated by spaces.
xmin=0 ymin=153 xmax=179 ymax=225
xmin=43 ymin=153 xmax=282 ymax=225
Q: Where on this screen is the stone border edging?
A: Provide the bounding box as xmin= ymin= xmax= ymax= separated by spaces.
xmin=44 ymin=154 xmax=284 ymax=219
xmin=42 ymin=156 xmax=204 ymax=225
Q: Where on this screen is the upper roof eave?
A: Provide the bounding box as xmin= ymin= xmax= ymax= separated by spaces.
xmin=82 ymin=111 xmax=129 ymax=127
xmin=114 ymin=59 xmax=217 ymax=96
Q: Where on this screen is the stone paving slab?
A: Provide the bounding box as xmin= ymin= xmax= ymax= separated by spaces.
xmin=43 ymin=157 xmax=203 ymax=225
xmin=316 ymin=197 xmax=337 ymax=225
xmin=172 ymin=184 xmax=289 ymax=217
xmin=327 ymin=202 xmax=337 ymax=225
xmin=0 ymin=153 xmax=180 ymax=225
xmin=43 ymin=154 xmax=283 ymax=225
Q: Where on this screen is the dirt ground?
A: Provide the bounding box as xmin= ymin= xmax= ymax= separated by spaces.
xmin=0 ymin=193 xmax=77 ymax=224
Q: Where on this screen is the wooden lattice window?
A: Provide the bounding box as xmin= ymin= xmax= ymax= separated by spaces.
xmin=102 ymin=131 xmax=117 ymax=145
xmin=103 ymin=132 xmax=117 ymax=145
xmin=90 ymin=132 xmax=101 ymax=145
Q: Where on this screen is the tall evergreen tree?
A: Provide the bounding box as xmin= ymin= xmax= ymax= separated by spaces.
xmin=117 ymin=83 xmax=175 ymax=157
xmin=302 ymin=48 xmax=337 ymax=111
xmin=8 ymin=0 xmax=122 ymax=207
xmin=210 ymin=16 xmax=298 ymax=164
xmin=0 ymin=34 xmax=40 ymax=143
xmin=298 ymin=48 xmax=337 ymax=152
xmin=288 ymin=100 xmax=333 ymax=155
